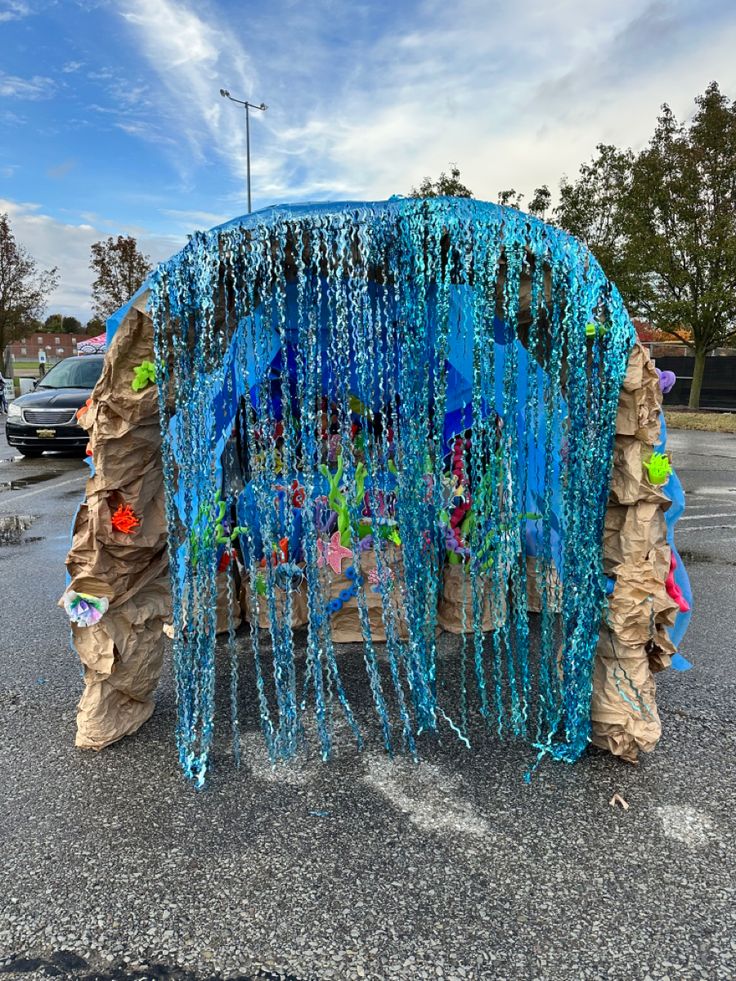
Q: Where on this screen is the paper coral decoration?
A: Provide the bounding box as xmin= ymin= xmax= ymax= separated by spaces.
xmin=76 ymin=398 xmax=92 ymax=421
xmin=643 ymin=452 xmax=673 ymax=486
xmin=111 ymin=503 xmax=141 ymax=534
xmin=131 ymin=360 xmax=157 ymax=391
xmin=63 ymin=590 xmax=109 ymax=627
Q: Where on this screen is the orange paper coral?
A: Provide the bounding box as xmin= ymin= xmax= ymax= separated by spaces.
xmin=76 ymin=398 xmax=92 ymax=421
xmin=111 ymin=503 xmax=141 ymax=534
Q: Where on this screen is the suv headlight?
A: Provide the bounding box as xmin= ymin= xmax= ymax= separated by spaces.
xmin=7 ymin=402 xmax=22 ymax=420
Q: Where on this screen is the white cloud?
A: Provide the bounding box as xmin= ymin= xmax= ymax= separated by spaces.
xmin=0 ymin=0 xmax=30 ymax=22
xmin=263 ymin=0 xmax=736 ymax=203
xmin=113 ymin=0 xmax=736 ymax=210
xmin=159 ymin=207 xmax=230 ymax=228
xmin=118 ymin=0 xmax=256 ymax=181
xmin=0 ymin=198 xmax=183 ymax=321
xmin=0 ymin=71 xmax=54 ymax=100
xmin=114 ymin=119 xmax=176 ymax=147
xmin=62 ymin=60 xmax=84 ymax=74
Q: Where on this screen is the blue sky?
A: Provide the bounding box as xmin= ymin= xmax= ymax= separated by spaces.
xmin=2 ymin=0 xmax=736 ymax=321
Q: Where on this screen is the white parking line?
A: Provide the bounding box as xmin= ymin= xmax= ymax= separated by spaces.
xmin=363 ymin=754 xmax=491 ymax=838
xmin=679 ymin=512 xmax=736 ymax=522
xmin=657 ymin=805 xmax=716 ymax=847
xmin=683 ymin=502 xmax=736 ymax=511
xmin=678 ymin=524 xmax=736 ymax=534
xmin=0 ymin=473 xmax=86 ymax=506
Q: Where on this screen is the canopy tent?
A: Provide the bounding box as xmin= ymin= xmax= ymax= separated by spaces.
xmin=76 ymin=333 xmax=107 ymax=354
xmin=64 ymin=197 xmax=692 ymax=786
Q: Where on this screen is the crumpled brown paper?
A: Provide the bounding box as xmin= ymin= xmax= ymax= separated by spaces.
xmin=241 ymin=564 xmax=309 ymax=631
xmin=216 ymin=569 xmax=242 ymax=633
xmin=590 ymin=630 xmax=661 ymax=762
xmin=437 ymin=563 xmax=505 ymax=634
xmin=525 ymin=555 xmax=563 ymax=614
xmin=592 ymin=341 xmax=675 ymax=762
xmin=321 ymin=547 xmax=409 ymax=643
xmin=63 ymin=307 xmax=170 ymax=751
xmin=603 ymin=501 xmax=668 ymax=573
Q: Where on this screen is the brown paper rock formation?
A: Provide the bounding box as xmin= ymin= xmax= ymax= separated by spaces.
xmin=437 ymin=564 xmax=507 ymax=633
xmin=62 ymin=310 xmax=679 ymax=767
xmin=63 ymin=300 xmax=171 ymax=750
xmin=591 ymin=341 xmax=679 ymax=762
xmin=318 ymin=546 xmax=408 ymax=643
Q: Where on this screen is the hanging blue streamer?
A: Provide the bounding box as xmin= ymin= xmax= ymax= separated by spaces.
xmin=146 ymin=197 xmax=648 ymax=785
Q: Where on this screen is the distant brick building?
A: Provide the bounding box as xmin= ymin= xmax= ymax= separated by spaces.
xmin=3 ymin=332 xmax=84 ymax=382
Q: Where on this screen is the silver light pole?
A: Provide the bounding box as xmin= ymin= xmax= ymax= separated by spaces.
xmin=219 ymin=89 xmax=268 ymax=214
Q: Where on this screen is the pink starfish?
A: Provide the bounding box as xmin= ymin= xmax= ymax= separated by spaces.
xmin=317 ymin=532 xmax=353 ymax=575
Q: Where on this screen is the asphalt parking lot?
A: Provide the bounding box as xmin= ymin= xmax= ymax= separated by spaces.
xmin=0 ymin=425 xmax=735 ymax=981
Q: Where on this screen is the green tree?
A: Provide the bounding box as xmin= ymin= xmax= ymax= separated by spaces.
xmin=527 ymin=185 xmax=552 ymax=220
xmin=90 ymin=235 xmax=152 ymax=320
xmin=410 ymin=164 xmax=473 ymax=198
xmin=623 ymin=83 xmax=736 ymax=406
xmin=554 ymin=143 xmax=634 ymax=293
xmin=0 ymin=213 xmax=58 ymax=353
xmin=497 ymin=188 xmax=524 ymax=209
xmin=44 ymin=313 xmax=63 ymax=332
xmin=62 ymin=315 xmax=83 ymax=333
xmin=85 ymin=316 xmax=105 ymax=336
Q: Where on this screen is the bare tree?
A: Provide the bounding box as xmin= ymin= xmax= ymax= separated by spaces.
xmin=0 ymin=213 xmax=59 ymax=354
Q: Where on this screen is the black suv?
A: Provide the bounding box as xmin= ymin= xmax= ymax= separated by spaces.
xmin=5 ymin=355 xmax=105 ymax=457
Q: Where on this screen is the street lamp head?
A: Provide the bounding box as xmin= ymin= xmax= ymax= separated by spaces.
xmin=219 ymin=88 xmax=230 ymax=98
xmin=259 ymin=103 xmax=267 ymax=111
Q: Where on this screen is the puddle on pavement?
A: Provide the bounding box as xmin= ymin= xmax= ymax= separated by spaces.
xmin=0 ymin=515 xmax=36 ymax=545
xmin=0 ymin=471 xmax=65 ymax=492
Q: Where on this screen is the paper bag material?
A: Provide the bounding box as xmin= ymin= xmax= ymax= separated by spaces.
xmin=322 ymin=547 xmax=409 ymax=644
xmin=590 ymin=647 xmax=661 ymax=762
xmin=603 ymin=501 xmax=668 ymax=572
xmin=64 ymin=307 xmax=170 ymax=751
xmin=216 ymin=569 xmax=242 ymax=634
xmin=525 ymin=556 xmax=563 ymax=614
xmin=73 ymin=581 xmax=169 ymax=750
xmin=241 ymin=565 xmax=309 ymax=631
xmin=437 ymin=563 xmax=506 ymax=634
xmin=593 ymin=341 xmax=673 ymax=762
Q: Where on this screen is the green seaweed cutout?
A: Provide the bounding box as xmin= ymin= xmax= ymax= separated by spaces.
xmin=189 ymin=490 xmax=247 ymax=565
xmin=319 ymin=454 xmax=371 ymax=547
xmin=319 ymin=456 xmax=351 ymax=545
xmin=132 ymin=360 xmax=157 ymax=391
xmin=643 ymin=451 xmax=672 ymax=486
xmin=354 ymin=462 xmax=367 ymax=508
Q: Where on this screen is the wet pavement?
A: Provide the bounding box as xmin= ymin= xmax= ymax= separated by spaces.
xmin=0 ymin=426 xmax=735 ymax=981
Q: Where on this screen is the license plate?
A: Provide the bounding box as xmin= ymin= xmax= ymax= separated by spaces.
xmin=37 ymin=429 xmax=56 ymax=438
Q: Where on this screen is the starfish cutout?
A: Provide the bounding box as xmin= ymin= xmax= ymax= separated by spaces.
xmin=317 ymin=531 xmax=352 ymax=574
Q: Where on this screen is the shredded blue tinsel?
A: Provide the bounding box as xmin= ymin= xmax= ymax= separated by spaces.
xmin=149 ymin=198 xmax=635 ymax=787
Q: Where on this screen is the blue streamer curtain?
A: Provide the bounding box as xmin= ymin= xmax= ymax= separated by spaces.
xmin=151 ymin=199 xmax=635 ymax=786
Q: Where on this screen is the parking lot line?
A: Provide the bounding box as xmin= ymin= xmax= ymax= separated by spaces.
xmin=680 ymin=512 xmax=736 ymax=521
xmin=0 ymin=473 xmax=86 ymax=506
xmin=677 ymin=523 xmax=736 ymax=534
